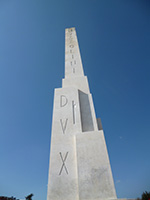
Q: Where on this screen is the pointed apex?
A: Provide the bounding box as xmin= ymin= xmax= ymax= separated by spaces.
xmin=65 ymin=27 xmax=84 ymax=78
xmin=65 ymin=27 xmax=75 ymax=32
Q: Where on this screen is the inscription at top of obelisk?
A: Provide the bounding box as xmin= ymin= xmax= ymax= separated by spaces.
xmin=65 ymin=27 xmax=84 ymax=78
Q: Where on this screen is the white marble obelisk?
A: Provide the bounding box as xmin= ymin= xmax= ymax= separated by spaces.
xmin=47 ymin=27 xmax=117 ymax=200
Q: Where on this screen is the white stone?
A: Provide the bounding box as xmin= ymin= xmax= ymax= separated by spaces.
xmin=47 ymin=27 xmax=117 ymax=200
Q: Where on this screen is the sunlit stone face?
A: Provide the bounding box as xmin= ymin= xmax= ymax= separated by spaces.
xmin=47 ymin=27 xmax=117 ymax=200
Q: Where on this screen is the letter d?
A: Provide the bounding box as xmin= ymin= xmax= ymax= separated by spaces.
xmin=60 ymin=95 xmax=68 ymax=107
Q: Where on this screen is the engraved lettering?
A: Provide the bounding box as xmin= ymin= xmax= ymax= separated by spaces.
xmin=72 ymin=55 xmax=74 ymax=59
xmin=59 ymin=152 xmax=69 ymax=175
xmin=69 ymin=44 xmax=74 ymax=48
xmin=60 ymin=95 xmax=68 ymax=107
xmin=73 ymin=68 xmax=75 ymax=73
xmin=72 ymin=101 xmax=76 ymax=124
xmin=60 ymin=119 xmax=68 ymax=134
xmin=70 ymin=60 xmax=76 ymax=66
xmin=68 ymin=28 xmax=73 ymax=32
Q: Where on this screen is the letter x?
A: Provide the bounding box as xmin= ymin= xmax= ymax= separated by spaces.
xmin=59 ymin=152 xmax=69 ymax=175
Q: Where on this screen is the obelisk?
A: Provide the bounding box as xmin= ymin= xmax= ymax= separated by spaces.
xmin=47 ymin=27 xmax=117 ymax=200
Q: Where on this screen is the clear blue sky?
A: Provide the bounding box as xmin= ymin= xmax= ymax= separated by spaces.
xmin=0 ymin=0 xmax=150 ymax=199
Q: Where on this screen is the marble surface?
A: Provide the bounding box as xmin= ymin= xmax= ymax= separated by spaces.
xmin=47 ymin=27 xmax=117 ymax=200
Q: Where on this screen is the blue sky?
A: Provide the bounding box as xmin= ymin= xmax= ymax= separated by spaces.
xmin=0 ymin=0 xmax=150 ymax=199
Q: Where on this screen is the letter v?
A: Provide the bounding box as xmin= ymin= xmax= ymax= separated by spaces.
xmin=60 ymin=119 xmax=68 ymax=134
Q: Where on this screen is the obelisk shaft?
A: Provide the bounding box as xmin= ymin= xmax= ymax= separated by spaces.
xmin=65 ymin=27 xmax=84 ymax=78
xmin=47 ymin=27 xmax=117 ymax=200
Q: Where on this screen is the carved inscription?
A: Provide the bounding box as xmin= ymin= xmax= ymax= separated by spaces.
xmin=72 ymin=101 xmax=76 ymax=124
xmin=60 ymin=119 xmax=68 ymax=134
xmin=69 ymin=44 xmax=74 ymax=48
xmin=70 ymin=60 xmax=76 ymax=66
xmin=68 ymin=28 xmax=73 ymax=32
xmin=68 ymin=29 xmax=77 ymax=73
xmin=59 ymin=152 xmax=69 ymax=175
xmin=60 ymin=95 xmax=68 ymax=107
